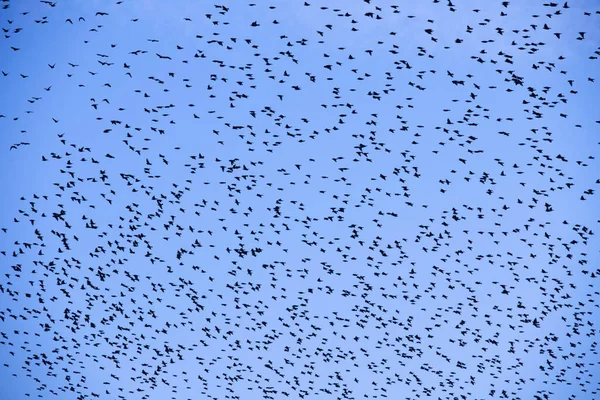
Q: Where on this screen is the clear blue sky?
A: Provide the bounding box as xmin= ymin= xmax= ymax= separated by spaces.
xmin=0 ymin=0 xmax=599 ymax=399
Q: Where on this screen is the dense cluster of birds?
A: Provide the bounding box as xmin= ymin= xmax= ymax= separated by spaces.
xmin=1 ymin=0 xmax=599 ymax=399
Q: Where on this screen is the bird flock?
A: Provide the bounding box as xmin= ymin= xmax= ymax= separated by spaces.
xmin=0 ymin=0 xmax=599 ymax=399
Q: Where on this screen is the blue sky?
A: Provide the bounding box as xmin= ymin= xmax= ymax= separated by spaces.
xmin=0 ymin=0 xmax=599 ymax=399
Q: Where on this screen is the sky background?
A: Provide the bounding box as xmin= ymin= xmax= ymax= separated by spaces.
xmin=0 ymin=0 xmax=599 ymax=399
